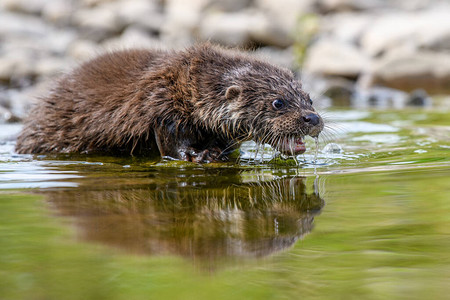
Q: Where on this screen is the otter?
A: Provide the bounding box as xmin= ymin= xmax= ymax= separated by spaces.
xmin=15 ymin=44 xmax=324 ymax=163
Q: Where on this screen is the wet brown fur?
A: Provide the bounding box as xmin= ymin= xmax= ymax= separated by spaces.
xmin=15 ymin=44 xmax=323 ymax=162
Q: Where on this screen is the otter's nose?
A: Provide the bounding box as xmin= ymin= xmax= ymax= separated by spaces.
xmin=303 ymin=113 xmax=320 ymax=126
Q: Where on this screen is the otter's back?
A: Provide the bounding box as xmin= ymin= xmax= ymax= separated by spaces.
xmin=15 ymin=49 xmax=166 ymax=154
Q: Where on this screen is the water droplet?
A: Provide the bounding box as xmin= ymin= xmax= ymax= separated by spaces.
xmin=322 ymin=143 xmax=343 ymax=154
xmin=414 ymin=149 xmax=427 ymax=154
xmin=314 ymin=137 xmax=319 ymax=163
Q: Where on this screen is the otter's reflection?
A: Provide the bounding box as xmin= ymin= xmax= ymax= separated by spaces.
xmin=47 ymin=169 xmax=324 ymax=259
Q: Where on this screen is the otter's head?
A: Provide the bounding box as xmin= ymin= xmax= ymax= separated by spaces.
xmin=224 ymin=63 xmax=324 ymax=155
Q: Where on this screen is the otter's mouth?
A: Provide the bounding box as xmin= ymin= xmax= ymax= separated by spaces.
xmin=273 ymin=137 xmax=306 ymax=155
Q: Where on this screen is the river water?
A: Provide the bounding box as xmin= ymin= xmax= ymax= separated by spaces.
xmin=0 ymin=105 xmax=449 ymax=299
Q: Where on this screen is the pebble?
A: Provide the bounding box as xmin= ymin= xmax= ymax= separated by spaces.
xmin=303 ymin=38 xmax=369 ymax=78
xmin=0 ymin=0 xmax=449 ymax=119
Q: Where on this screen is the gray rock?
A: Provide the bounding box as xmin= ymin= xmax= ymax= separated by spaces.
xmin=3 ymin=89 xmax=34 ymax=119
xmin=0 ymin=12 xmax=50 ymax=39
xmin=102 ymin=27 xmax=167 ymax=50
xmin=5 ymin=81 xmax=53 ymax=118
xmin=80 ymin=0 xmax=113 ymax=6
xmin=369 ymin=50 xmax=450 ymax=94
xmin=199 ymin=10 xmax=293 ymax=48
xmin=162 ymin=0 xmax=211 ymax=47
xmin=198 ymin=10 xmax=267 ymax=47
xmin=303 ymin=38 xmax=369 ymax=78
xmin=113 ymin=0 xmax=164 ymax=33
xmin=208 ymin=0 xmax=252 ymax=11
xmin=416 ymin=9 xmax=450 ymax=52
xmin=353 ymin=86 xmax=409 ymax=109
xmin=407 ymin=89 xmax=432 ymax=107
xmin=387 ymin=0 xmax=450 ymax=11
xmin=254 ymin=0 xmax=315 ymax=47
xmin=252 ymin=47 xmax=297 ymax=70
xmin=0 ymin=105 xmax=21 ymax=123
xmin=1 ymin=26 xmax=76 ymax=58
xmin=321 ymin=78 xmax=355 ymax=106
xmin=250 ymin=16 xmax=294 ymax=48
xmin=42 ymin=0 xmax=75 ymax=25
xmin=360 ymin=14 xmax=416 ymax=57
xmin=163 ymin=0 xmax=310 ymax=48
xmin=0 ymin=0 xmax=48 ymax=15
xmin=0 ymin=92 xmax=15 ymax=123
xmin=42 ymin=31 xmax=78 ymax=55
xmin=254 ymin=0 xmax=315 ymax=31
xmin=317 ymin=0 xmax=384 ymax=13
xmin=297 ymin=74 xmax=333 ymax=109
xmin=360 ymin=8 xmax=450 ymax=57
xmin=0 ymin=105 xmax=13 ymax=123
xmin=0 ymin=15 xmax=76 ymax=84
xmin=67 ymin=40 xmax=101 ymax=61
xmin=300 ymin=75 xmax=354 ymax=107
xmin=0 ymin=10 xmax=76 ymax=56
xmin=34 ymin=57 xmax=75 ymax=80
xmin=320 ymin=12 xmax=374 ymax=44
xmin=73 ymin=5 xmax=124 ymax=41
xmin=0 ymin=51 xmax=36 ymax=84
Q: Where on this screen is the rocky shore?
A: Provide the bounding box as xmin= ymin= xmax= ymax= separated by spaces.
xmin=1 ymin=0 xmax=449 ymax=123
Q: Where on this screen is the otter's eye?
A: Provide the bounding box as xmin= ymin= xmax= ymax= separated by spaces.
xmin=272 ymin=99 xmax=285 ymax=110
xmin=308 ymin=96 xmax=313 ymax=105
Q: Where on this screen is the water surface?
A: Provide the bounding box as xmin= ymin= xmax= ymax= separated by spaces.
xmin=0 ymin=106 xmax=449 ymax=299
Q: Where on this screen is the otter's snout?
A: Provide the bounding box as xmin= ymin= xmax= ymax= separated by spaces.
xmin=301 ymin=112 xmax=323 ymax=137
xmin=302 ymin=113 xmax=320 ymax=126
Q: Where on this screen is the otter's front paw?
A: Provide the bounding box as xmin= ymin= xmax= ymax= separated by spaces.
xmin=179 ymin=148 xmax=226 ymax=163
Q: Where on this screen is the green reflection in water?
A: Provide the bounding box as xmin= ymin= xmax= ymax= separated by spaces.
xmin=1 ymin=166 xmax=449 ymax=300
xmin=270 ymin=167 xmax=450 ymax=299
xmin=1 ymin=106 xmax=449 ymax=299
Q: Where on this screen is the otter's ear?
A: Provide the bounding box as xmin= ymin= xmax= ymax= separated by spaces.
xmin=225 ymin=85 xmax=242 ymax=101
